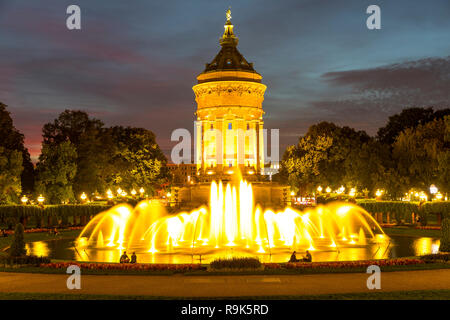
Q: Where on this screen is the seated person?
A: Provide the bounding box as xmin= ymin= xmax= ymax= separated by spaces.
xmin=289 ymin=251 xmax=300 ymax=263
xmin=302 ymin=250 xmax=312 ymax=262
xmin=130 ymin=252 xmax=137 ymax=264
xmin=119 ymin=251 xmax=130 ymax=263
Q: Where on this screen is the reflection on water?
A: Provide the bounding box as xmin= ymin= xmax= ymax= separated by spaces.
xmin=26 ymin=235 xmax=440 ymax=264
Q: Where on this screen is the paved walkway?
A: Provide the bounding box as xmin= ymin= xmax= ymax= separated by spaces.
xmin=0 ymin=269 xmax=449 ymax=297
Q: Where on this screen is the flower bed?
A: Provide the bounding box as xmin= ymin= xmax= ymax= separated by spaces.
xmin=415 ymin=226 xmax=441 ymax=230
xmin=38 ymin=258 xmax=426 ymax=272
xmin=40 ymin=261 xmax=205 ymax=272
xmin=264 ymin=258 xmax=425 ymax=270
xmin=3 ymin=226 xmax=83 ymax=235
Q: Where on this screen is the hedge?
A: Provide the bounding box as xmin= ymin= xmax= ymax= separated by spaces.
xmin=357 ymin=200 xmax=450 ymax=224
xmin=440 ymin=219 xmax=450 ymax=252
xmin=0 ymin=205 xmax=112 ymax=227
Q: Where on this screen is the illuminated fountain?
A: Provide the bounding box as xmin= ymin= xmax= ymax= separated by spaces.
xmin=73 ymin=11 xmax=387 ymax=263
xmin=76 ymin=179 xmax=386 ymax=262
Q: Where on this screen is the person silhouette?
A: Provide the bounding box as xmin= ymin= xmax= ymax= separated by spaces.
xmin=289 ymin=251 xmax=300 ymax=263
xmin=302 ymin=250 xmax=312 ymax=262
xmin=130 ymin=252 xmax=137 ymax=264
xmin=119 ymin=251 xmax=130 ymax=263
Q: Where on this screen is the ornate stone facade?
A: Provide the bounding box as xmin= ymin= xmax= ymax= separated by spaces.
xmin=193 ymin=11 xmax=266 ymax=177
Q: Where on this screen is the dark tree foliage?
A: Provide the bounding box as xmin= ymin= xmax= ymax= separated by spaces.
xmin=377 ymin=107 xmax=450 ymax=145
xmin=35 ymin=141 xmax=77 ymax=204
xmin=0 ymin=102 xmax=34 ymax=193
xmin=38 ymin=111 xmax=168 ymax=199
xmin=108 ymin=126 xmax=168 ymax=193
xmin=9 ymin=223 xmax=26 ymax=257
xmin=41 ymin=110 xmax=115 ymax=196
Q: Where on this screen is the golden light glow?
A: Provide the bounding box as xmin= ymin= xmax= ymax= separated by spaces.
xmin=21 ymin=195 xmax=28 ymax=204
xmin=349 ymin=188 xmax=356 ymax=197
xmin=131 ymin=189 xmax=137 ymax=196
xmin=77 ymin=179 xmax=385 ymax=259
xmin=37 ymin=195 xmax=45 ymax=203
xmin=317 ymin=186 xmax=323 ymax=192
xmin=325 ymin=187 xmax=331 ymax=193
xmin=80 ymin=192 xmax=87 ymax=201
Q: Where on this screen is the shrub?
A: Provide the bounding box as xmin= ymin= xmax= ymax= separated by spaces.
xmin=0 ymin=255 xmax=50 ymax=266
xmin=210 ymin=257 xmax=261 ymax=270
xmin=9 ymin=223 xmax=26 ymax=257
xmin=421 ymin=253 xmax=450 ymax=262
xmin=439 ymin=218 xmax=450 ymax=252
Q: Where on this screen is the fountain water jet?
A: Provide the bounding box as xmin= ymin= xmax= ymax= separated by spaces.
xmin=76 ymin=179 xmax=385 ymax=262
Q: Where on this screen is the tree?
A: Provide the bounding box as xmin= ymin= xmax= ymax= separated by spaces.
xmin=108 ymin=126 xmax=168 ymax=193
xmin=36 ymin=141 xmax=77 ymax=204
xmin=0 ymin=102 xmax=34 ymax=193
xmin=42 ymin=110 xmax=114 ymax=196
xmin=281 ymin=122 xmax=374 ymax=194
xmin=440 ymin=218 xmax=450 ymax=252
xmin=377 ymin=107 xmax=450 ymax=145
xmin=0 ymin=147 xmax=23 ymax=204
xmin=437 ymin=116 xmax=450 ymax=193
xmin=9 ymin=223 xmax=26 ymax=257
xmin=393 ymin=118 xmax=447 ymax=194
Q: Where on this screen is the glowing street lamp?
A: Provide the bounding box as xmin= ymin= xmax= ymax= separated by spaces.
xmin=131 ymin=189 xmax=137 ymax=197
xmin=37 ymin=194 xmax=45 ymax=204
xmin=167 ymin=192 xmax=171 ymax=198
xmin=139 ymin=187 xmax=145 ymax=195
xmin=21 ymin=195 xmax=28 ymax=204
xmin=317 ymin=186 xmax=323 ymax=193
xmin=117 ymin=188 xmax=123 ymax=195
xmin=325 ymin=187 xmax=331 ymax=193
xmin=436 ymin=193 xmax=443 ymax=200
xmin=349 ymin=188 xmax=356 ymax=197
xmin=419 ymin=192 xmax=428 ymax=202
xmin=430 ymin=184 xmax=438 ymax=195
xmin=375 ymin=189 xmax=384 ymax=198
xmin=337 ymin=186 xmax=345 ymax=194
xmin=80 ymin=192 xmax=87 ymax=202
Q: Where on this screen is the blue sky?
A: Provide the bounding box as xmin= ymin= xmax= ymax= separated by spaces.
xmin=0 ymin=0 xmax=449 ymax=160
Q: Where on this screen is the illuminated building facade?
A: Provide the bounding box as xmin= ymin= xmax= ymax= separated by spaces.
xmin=193 ymin=9 xmax=266 ymax=177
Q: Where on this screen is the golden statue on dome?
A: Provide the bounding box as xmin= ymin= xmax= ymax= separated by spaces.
xmin=226 ymin=7 xmax=232 ymax=22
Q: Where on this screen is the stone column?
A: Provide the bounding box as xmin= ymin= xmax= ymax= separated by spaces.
xmin=236 ymin=118 xmax=245 ymax=169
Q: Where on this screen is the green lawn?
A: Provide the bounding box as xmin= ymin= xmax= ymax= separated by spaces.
xmin=383 ymin=226 xmax=441 ymax=238
xmin=0 ymin=289 xmax=448 ymax=300
xmin=0 ymin=229 xmax=81 ymax=253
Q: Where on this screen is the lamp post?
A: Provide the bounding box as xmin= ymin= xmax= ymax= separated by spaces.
xmin=37 ymin=194 xmax=45 ymax=204
xmin=430 ymin=184 xmax=438 ymax=195
xmin=80 ymin=192 xmax=87 ymax=203
xmin=349 ymin=188 xmax=356 ymax=198
xmin=21 ymin=195 xmax=28 ymax=205
xmin=375 ymin=189 xmax=384 ymax=200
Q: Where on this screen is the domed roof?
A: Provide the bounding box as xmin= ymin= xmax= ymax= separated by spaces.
xmin=200 ymin=9 xmax=259 ymax=76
